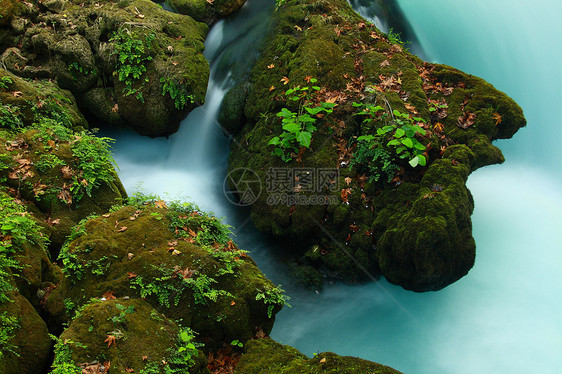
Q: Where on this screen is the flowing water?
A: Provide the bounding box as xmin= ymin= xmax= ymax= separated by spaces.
xmin=103 ymin=0 xmax=562 ymax=372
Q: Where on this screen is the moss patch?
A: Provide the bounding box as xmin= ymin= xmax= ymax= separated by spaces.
xmin=47 ymin=200 xmax=286 ymax=347
xmin=226 ymin=0 xmax=526 ymax=291
xmin=235 ymin=337 xmax=403 ymax=373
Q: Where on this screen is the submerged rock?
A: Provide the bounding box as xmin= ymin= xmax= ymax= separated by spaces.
xmin=0 ymin=0 xmax=210 ymax=136
xmin=235 ymin=337 xmax=403 ymax=373
xmin=225 ymin=0 xmax=526 ymax=291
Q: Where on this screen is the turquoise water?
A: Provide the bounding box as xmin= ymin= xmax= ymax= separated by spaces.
xmin=105 ymin=1 xmax=562 ymax=372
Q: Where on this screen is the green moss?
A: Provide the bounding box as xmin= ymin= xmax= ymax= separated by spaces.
xmin=0 ymin=290 xmax=51 ymax=374
xmin=53 ymin=298 xmax=209 ymax=374
xmin=235 ymin=338 xmax=403 ymax=373
xmin=48 ymin=201 xmax=284 ymax=346
xmin=226 ymin=0 xmax=526 ymax=290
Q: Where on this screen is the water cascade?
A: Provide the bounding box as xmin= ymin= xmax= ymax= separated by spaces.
xmin=104 ymin=1 xmax=562 ymax=373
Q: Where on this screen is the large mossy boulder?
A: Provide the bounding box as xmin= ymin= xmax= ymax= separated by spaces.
xmin=1 ymin=0 xmax=210 ymax=136
xmin=235 ymin=337 xmax=403 ymax=373
xmin=46 ymin=199 xmax=286 ymax=347
xmin=225 ymin=0 xmax=526 ymax=291
xmin=52 ymin=298 xmax=209 ymax=373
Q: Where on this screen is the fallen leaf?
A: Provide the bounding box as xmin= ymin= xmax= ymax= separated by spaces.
xmin=319 ymin=357 xmax=327 ymax=363
xmin=104 ymin=335 xmax=117 ymax=348
xmin=127 ymin=253 xmax=134 ymax=260
xmin=230 ymin=301 xmax=236 ymax=306
xmin=117 ymin=226 xmax=127 ymax=232
xmin=171 ymin=249 xmax=181 ymax=256
xmin=280 ymin=76 xmax=290 ymax=85
xmin=102 ymin=291 xmax=116 ymax=300
xmin=125 ymin=368 xmax=134 ymax=373
xmin=269 ymin=86 xmax=275 ymax=92
xmin=294 ymin=25 xmax=302 ymax=31
xmin=492 ymin=112 xmax=502 ymax=125
xmin=380 ymin=60 xmax=390 ymax=67
xmin=11 ymin=91 xmax=23 ymax=97
xmin=344 ymin=177 xmax=352 ymax=185
xmin=127 ymin=272 xmax=137 ymax=278
xmin=267 ymin=64 xmax=275 ymax=69
xmin=142 ymin=356 xmax=148 ymax=361
xmin=154 ymin=200 xmax=167 ymax=209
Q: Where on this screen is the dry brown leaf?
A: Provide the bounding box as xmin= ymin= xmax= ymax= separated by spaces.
xmin=154 ymin=200 xmax=167 ymax=209
xmin=280 ymin=76 xmax=290 ymax=85
xmin=104 ymin=335 xmax=117 ymax=348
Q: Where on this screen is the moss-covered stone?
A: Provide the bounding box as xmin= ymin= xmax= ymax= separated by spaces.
xmin=1 ymin=0 xmax=210 ymax=136
xmin=167 ymin=0 xmax=247 ymax=24
xmin=47 ymin=202 xmax=285 ymax=347
xmin=0 ymin=69 xmax=87 ymax=130
xmin=0 ymin=126 xmax=126 ymax=252
xmin=0 ymin=289 xmax=51 ymax=374
xmin=226 ymin=0 xmax=526 ymax=291
xmin=54 ymin=298 xmax=209 ymax=374
xmin=235 ymin=338 xmax=403 ymax=373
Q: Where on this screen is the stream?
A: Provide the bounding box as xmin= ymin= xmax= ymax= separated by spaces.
xmin=102 ymin=0 xmax=562 ymax=373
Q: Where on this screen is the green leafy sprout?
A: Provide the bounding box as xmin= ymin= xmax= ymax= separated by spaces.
xmin=269 ymin=78 xmax=335 ymax=162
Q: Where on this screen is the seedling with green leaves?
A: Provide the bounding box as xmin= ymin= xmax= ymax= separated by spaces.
xmin=269 ymin=78 xmax=335 ymax=162
xmin=352 ymin=103 xmax=428 ymax=182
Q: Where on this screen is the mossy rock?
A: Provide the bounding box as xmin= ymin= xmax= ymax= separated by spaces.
xmin=0 ymin=69 xmax=87 ymax=130
xmin=219 ymin=81 xmax=249 ymax=135
xmin=1 ymin=0 xmax=210 ymax=136
xmin=226 ymin=0 xmax=526 ymax=291
xmin=47 ymin=203 xmax=284 ymax=346
xmin=235 ymin=337 xmax=403 ymax=373
xmin=53 ymin=298 xmax=209 ymax=374
xmin=0 ymin=124 xmax=127 ymax=252
xmin=0 ymin=289 xmax=52 ymax=374
xmin=0 ymin=0 xmax=16 ymax=28
xmin=167 ymin=0 xmax=247 ymax=24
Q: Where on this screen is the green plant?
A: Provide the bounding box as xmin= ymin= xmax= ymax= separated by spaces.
xmin=71 ymin=131 xmax=116 ymax=200
xmin=268 ymin=78 xmax=335 ymax=162
xmin=0 ymin=76 xmax=13 ymax=90
xmin=130 ymin=267 xmax=188 ymax=309
xmin=231 ymin=339 xmax=243 ymax=348
xmin=0 ymin=312 xmax=19 ymax=359
xmin=110 ymin=303 xmax=135 ymax=325
xmin=274 ymin=0 xmax=286 ymax=10
xmin=0 ymin=104 xmax=23 ymax=129
xmin=256 ymin=285 xmax=289 ymax=318
xmin=386 ymin=28 xmax=409 ymax=49
xmin=35 ymin=154 xmax=66 ymax=173
xmin=161 ymin=77 xmax=194 ymax=110
xmin=111 ymin=27 xmax=156 ymax=102
xmin=0 ymin=192 xmax=46 ymax=302
xmin=352 ymin=103 xmax=428 ymax=182
xmin=50 ymin=335 xmax=83 ymax=374
xmin=140 ymin=328 xmax=202 ymax=374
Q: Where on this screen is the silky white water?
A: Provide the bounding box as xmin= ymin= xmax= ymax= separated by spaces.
xmin=103 ymin=1 xmax=562 ymax=372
